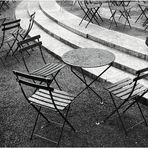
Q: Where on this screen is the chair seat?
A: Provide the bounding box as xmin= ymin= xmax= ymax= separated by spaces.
xmin=106 ymin=77 xmax=147 ymax=100
xmin=12 ymin=28 xmax=26 ymax=36
xmin=30 ymin=63 xmax=66 ymax=77
xmin=29 ymin=88 xmax=75 ymax=110
xmin=0 ymin=34 xmax=15 ymax=43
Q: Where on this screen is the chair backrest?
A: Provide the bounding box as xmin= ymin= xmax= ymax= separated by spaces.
xmin=1 ymin=19 xmax=21 ymax=46
xmin=17 ymin=35 xmax=46 ymax=73
xmin=23 ymin=12 xmax=35 ymax=40
xmin=2 ymin=19 xmax=21 ymax=32
xmin=13 ymin=70 xmax=53 ymax=103
xmin=129 ymin=67 xmax=148 ymax=99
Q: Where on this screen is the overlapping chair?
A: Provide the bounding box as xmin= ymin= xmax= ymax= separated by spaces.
xmin=78 ymin=0 xmax=103 ymax=28
xmin=17 ymin=35 xmax=66 ymax=90
xmin=96 ymin=67 xmax=148 ymax=135
xmin=11 ymin=12 xmax=36 ymax=56
xmin=135 ymin=2 xmax=148 ymax=30
xmin=12 ymin=12 xmax=35 ymax=41
xmin=0 ymin=19 xmax=20 ymax=61
xmin=13 ymin=70 xmax=76 ymax=146
xmin=108 ymin=0 xmax=132 ymax=29
xmin=0 ymin=0 xmax=9 ymax=11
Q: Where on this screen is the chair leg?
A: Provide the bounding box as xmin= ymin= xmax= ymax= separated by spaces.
xmin=97 ymin=93 xmax=127 ymax=135
xmin=30 ymin=107 xmax=41 ymax=140
xmin=58 ymin=105 xmax=75 ymax=133
xmin=110 ymin=93 xmax=127 ymax=135
xmin=31 ymin=104 xmax=50 ymax=123
xmin=57 ymin=105 xmax=71 ymax=147
xmin=122 ymin=100 xmax=136 ymax=114
xmin=136 ymin=102 xmax=148 ymax=126
xmin=51 ymin=71 xmax=62 ymax=91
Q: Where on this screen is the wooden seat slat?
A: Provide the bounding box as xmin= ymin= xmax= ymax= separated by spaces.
xmin=115 ymin=84 xmax=143 ymax=97
xmin=108 ymin=79 xmax=133 ymax=91
xmin=107 ymin=77 xmax=131 ymax=89
xmin=121 ymin=87 xmax=147 ymax=100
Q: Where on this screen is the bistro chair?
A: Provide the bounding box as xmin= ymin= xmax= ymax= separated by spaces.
xmin=0 ymin=0 xmax=9 ymax=11
xmin=0 ymin=19 xmax=20 ymax=60
xmin=13 ymin=70 xmax=76 ymax=146
xmin=108 ymin=0 xmax=132 ymax=29
xmin=96 ymin=67 xmax=148 ymax=135
xmin=12 ymin=12 xmax=35 ymax=41
xmin=78 ymin=0 xmax=102 ymax=28
xmin=135 ymin=1 xmax=148 ymax=27
xmin=12 ymin=12 xmax=36 ymax=56
xmin=17 ymin=35 xmax=66 ymax=90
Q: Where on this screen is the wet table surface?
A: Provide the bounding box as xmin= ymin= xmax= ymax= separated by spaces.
xmin=62 ymin=48 xmax=115 ymax=68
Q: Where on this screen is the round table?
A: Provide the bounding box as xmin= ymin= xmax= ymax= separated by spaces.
xmin=62 ymin=48 xmax=115 ymax=68
xmin=62 ymin=48 xmax=115 ymax=104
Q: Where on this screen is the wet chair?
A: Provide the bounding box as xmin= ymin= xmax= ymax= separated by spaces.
xmin=17 ymin=35 xmax=65 ymax=90
xmin=108 ymin=0 xmax=132 ymax=29
xmin=96 ymin=67 xmax=148 ymax=135
xmin=12 ymin=12 xmax=36 ymax=55
xmin=0 ymin=19 xmax=20 ymax=61
xmin=13 ymin=70 xmax=76 ymax=146
xmin=78 ymin=0 xmax=103 ymax=28
xmin=12 ymin=12 xmax=35 ymax=41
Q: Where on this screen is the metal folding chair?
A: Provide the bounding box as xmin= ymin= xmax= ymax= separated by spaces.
xmin=0 ymin=19 xmax=20 ymax=60
xmin=12 ymin=12 xmax=35 ymax=41
xmin=108 ymin=0 xmax=132 ymax=29
xmin=0 ymin=0 xmax=9 ymax=11
xmin=12 ymin=12 xmax=36 ymax=55
xmin=78 ymin=0 xmax=103 ymax=28
xmin=84 ymin=0 xmax=103 ymax=28
xmin=96 ymin=67 xmax=148 ymax=135
xmin=17 ymin=35 xmax=65 ymax=90
xmin=135 ymin=2 xmax=148 ymax=24
xmin=13 ymin=70 xmax=76 ymax=146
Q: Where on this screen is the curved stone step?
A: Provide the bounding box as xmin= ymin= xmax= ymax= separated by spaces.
xmin=27 ymin=0 xmax=148 ymax=76
xmin=39 ymin=0 xmax=148 ymax=61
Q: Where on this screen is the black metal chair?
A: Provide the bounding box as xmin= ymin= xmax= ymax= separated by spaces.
xmin=12 ymin=12 xmax=36 ymax=56
xmin=12 ymin=12 xmax=35 ymax=41
xmin=108 ymin=0 xmax=132 ymax=29
xmin=18 ymin=35 xmax=65 ymax=90
xmin=78 ymin=0 xmax=102 ymax=28
xmin=0 ymin=19 xmax=20 ymax=60
xmin=96 ymin=67 xmax=148 ymax=135
xmin=13 ymin=70 xmax=76 ymax=146
xmin=135 ymin=2 xmax=148 ymax=25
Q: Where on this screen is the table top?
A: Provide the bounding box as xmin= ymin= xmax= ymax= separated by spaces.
xmin=62 ymin=48 xmax=115 ymax=68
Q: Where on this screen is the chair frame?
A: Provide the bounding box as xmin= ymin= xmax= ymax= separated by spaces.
xmin=0 ymin=19 xmax=21 ymax=60
xmin=108 ymin=0 xmax=132 ymax=29
xmin=96 ymin=67 xmax=148 ymax=135
xmin=13 ymin=70 xmax=75 ymax=146
xmin=17 ymin=35 xmax=65 ymax=90
xmin=78 ymin=0 xmax=103 ymax=28
xmin=12 ymin=12 xmax=36 ymax=56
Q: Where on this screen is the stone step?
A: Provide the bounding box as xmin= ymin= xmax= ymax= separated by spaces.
xmin=39 ymin=0 xmax=148 ymax=61
xmin=15 ymin=0 xmax=148 ymax=99
xmin=27 ymin=0 xmax=148 ymax=76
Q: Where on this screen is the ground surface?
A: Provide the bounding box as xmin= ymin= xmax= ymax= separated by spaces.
xmin=1 ymin=1 xmax=148 ymax=147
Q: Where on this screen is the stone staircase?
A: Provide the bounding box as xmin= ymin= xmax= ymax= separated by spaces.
xmin=15 ymin=0 xmax=148 ymax=98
